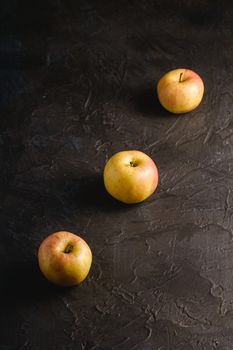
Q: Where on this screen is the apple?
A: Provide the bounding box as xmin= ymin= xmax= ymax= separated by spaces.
xmin=38 ymin=231 xmax=92 ymax=287
xmin=157 ymin=68 xmax=204 ymax=114
xmin=103 ymin=150 xmax=158 ymax=204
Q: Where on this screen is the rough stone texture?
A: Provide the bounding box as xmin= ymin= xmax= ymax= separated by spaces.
xmin=1 ymin=1 xmax=233 ymax=349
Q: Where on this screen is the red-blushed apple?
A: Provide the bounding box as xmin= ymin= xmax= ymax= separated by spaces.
xmin=157 ymin=68 xmax=204 ymax=114
xmin=103 ymin=150 xmax=158 ymax=204
xmin=38 ymin=231 xmax=92 ymax=287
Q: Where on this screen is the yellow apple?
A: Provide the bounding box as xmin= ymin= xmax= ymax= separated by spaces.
xmin=104 ymin=150 xmax=158 ymax=204
xmin=38 ymin=231 xmax=92 ymax=287
xmin=157 ymin=68 xmax=204 ymax=114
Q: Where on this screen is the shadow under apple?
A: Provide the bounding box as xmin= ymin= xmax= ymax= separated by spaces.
xmin=134 ymin=84 xmax=172 ymax=118
xmin=47 ymin=173 xmax=135 ymax=215
xmin=1 ymin=258 xmax=63 ymax=304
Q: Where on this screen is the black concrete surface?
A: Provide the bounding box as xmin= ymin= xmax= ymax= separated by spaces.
xmin=1 ymin=1 xmax=233 ymax=349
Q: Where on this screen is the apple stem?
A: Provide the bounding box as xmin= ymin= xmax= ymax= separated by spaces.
xmin=64 ymin=244 xmax=73 ymax=254
xmin=179 ymin=72 xmax=183 ymax=83
xmin=130 ymin=161 xmax=137 ymax=167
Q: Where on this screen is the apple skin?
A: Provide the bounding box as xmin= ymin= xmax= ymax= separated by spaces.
xmin=157 ymin=68 xmax=204 ymax=114
xmin=38 ymin=231 xmax=92 ymax=287
xmin=103 ymin=150 xmax=158 ymax=204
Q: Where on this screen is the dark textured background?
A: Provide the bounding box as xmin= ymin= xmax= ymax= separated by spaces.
xmin=1 ymin=1 xmax=233 ymax=349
